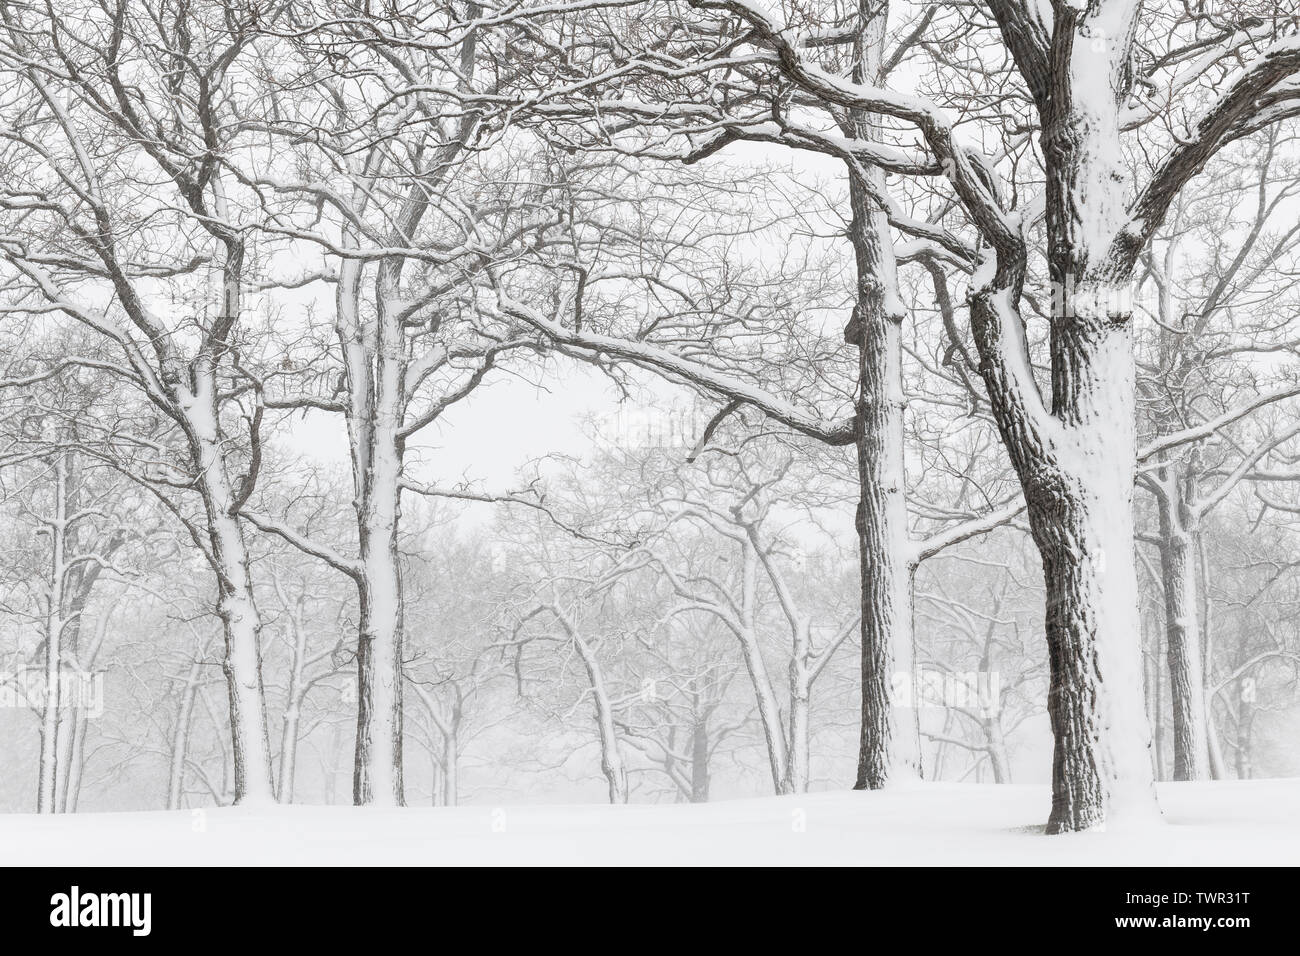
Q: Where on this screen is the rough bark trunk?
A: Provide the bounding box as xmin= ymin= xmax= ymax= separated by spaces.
xmin=973 ymin=278 xmax=1158 ymax=830
xmin=353 ymin=494 xmax=403 ymax=806
xmin=1022 ymin=320 xmax=1155 ymax=830
xmin=962 ymin=0 xmax=1164 ymax=832
xmin=1031 ymin=481 xmax=1153 ymax=829
xmin=339 ymin=255 xmax=407 ymax=808
xmin=353 ymin=464 xmax=406 ymax=807
xmin=844 ymin=7 xmax=919 ymax=789
xmin=1157 ymin=493 xmax=1209 ymax=781
xmin=848 ymin=170 xmax=918 ymax=789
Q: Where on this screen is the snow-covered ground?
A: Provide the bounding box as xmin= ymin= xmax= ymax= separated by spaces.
xmin=5 ymin=780 xmax=1298 ymax=866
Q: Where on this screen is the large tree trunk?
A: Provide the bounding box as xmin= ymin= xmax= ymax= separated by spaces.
xmin=336 ymin=235 xmax=417 ymax=808
xmin=353 ymin=465 xmax=403 ymax=806
xmin=973 ymin=275 xmax=1157 ymax=831
xmin=1020 ymin=321 xmax=1156 ymax=832
xmin=847 ymin=170 xmax=918 ymax=790
xmin=967 ymin=0 xmax=1159 ymax=831
xmin=1156 ymin=484 xmax=1209 ymax=781
xmin=845 ymin=9 xmax=919 ymax=792
xmin=340 ymin=258 xmax=407 ymax=808
xmin=352 ymin=434 xmax=406 ymax=807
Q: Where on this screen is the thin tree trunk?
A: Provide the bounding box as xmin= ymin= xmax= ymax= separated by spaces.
xmin=1235 ymin=680 xmax=1254 ymax=779
xmin=277 ymin=600 xmax=310 ymax=804
xmin=54 ymin=705 xmax=77 ymax=813
xmin=1198 ymin=535 xmax=1226 ymax=780
xmin=441 ymin=713 xmax=459 ymax=808
xmin=1207 ymin=707 xmax=1227 ymax=780
xmin=784 ymin=631 xmax=811 ymax=793
xmin=430 ymin=746 xmax=443 ymax=807
xmin=187 ymin=378 xmax=276 ymax=805
xmin=1143 ymin=620 xmax=1165 ymax=780
xmin=984 ymin=719 xmax=1012 ymax=784
xmin=689 ymin=714 xmax=710 ymax=803
xmin=725 ymin=541 xmax=791 ymax=794
xmin=37 ymin=455 xmax=67 ymax=814
xmin=571 ymin=632 xmax=627 ymax=804
xmin=739 ymin=627 xmax=790 ymax=795
xmin=167 ymin=661 xmax=203 ymax=811
xmin=54 ymin=612 xmax=92 ymax=813
xmin=784 ymin=671 xmax=810 ymax=794
xmin=63 ymin=713 xmax=86 ymax=812
xmin=278 ymin=690 xmax=304 ymax=805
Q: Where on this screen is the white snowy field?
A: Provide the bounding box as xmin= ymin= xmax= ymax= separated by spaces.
xmin=3 ymin=780 xmax=1297 ymax=866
